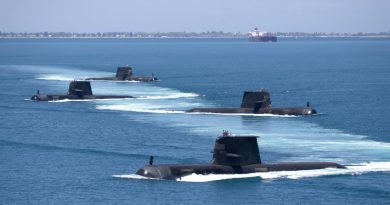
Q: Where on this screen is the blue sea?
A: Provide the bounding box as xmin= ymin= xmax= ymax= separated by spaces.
xmin=0 ymin=38 xmax=389 ymax=204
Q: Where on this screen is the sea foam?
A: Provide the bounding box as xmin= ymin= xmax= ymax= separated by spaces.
xmin=112 ymin=162 xmax=390 ymax=183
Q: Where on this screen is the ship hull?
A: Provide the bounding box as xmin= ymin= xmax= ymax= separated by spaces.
xmin=249 ymin=36 xmax=277 ymax=42
xmin=31 ymin=94 xmax=134 ymax=101
xmin=187 ymin=107 xmax=316 ymax=115
xmin=86 ymin=76 xmax=158 ymax=82
xmin=136 ymin=162 xmax=345 ymax=180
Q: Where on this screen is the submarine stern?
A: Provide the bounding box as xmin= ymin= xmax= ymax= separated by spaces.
xmin=264 ymin=107 xmax=317 ymax=115
xmin=262 ymin=162 xmax=345 ymax=171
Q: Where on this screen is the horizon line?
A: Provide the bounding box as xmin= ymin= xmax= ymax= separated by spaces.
xmin=1 ymin=30 xmax=390 ymax=34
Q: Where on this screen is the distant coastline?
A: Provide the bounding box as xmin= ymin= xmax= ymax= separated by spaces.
xmin=1 ymin=31 xmax=390 ymax=39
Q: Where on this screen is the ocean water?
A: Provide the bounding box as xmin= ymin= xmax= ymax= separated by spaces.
xmin=0 ymin=38 xmax=389 ymax=204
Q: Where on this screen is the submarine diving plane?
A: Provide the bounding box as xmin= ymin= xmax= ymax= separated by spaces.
xmin=187 ymin=89 xmax=316 ymax=116
xmin=86 ymin=66 xmax=158 ymax=82
xmin=31 ymin=81 xmax=134 ymax=101
xmin=136 ymin=131 xmax=345 ymax=180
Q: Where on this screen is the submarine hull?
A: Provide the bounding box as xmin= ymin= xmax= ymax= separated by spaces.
xmin=187 ymin=107 xmax=317 ymax=115
xmin=86 ymin=76 xmax=158 ymax=82
xmin=136 ymin=162 xmax=345 ymax=180
xmin=187 ymin=90 xmax=317 ymax=116
xmin=31 ymin=94 xmax=134 ymax=101
xmin=135 ymin=134 xmax=345 ymax=180
xmin=31 ymin=81 xmax=135 ymax=101
xmin=86 ymin=66 xmax=157 ymax=82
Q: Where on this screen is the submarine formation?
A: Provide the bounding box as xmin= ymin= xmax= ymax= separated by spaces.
xmin=187 ymin=89 xmax=316 ymax=115
xmin=86 ymin=66 xmax=158 ymax=82
xmin=136 ymin=131 xmax=345 ymax=180
xmin=31 ymin=81 xmax=134 ymax=101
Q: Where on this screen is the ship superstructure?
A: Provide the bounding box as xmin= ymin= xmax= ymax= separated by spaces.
xmin=249 ymin=28 xmax=277 ymax=42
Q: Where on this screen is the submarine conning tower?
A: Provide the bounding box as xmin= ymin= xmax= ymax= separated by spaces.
xmin=240 ymin=89 xmax=271 ymax=111
xmin=116 ymin=66 xmax=133 ymax=80
xmin=68 ymin=81 xmax=93 ymax=96
xmin=212 ymin=131 xmax=261 ymax=166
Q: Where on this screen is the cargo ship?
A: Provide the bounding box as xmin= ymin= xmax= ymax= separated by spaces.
xmin=249 ymin=28 xmax=277 ymax=42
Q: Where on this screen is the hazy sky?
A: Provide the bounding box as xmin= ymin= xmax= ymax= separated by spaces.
xmin=1 ymin=0 xmax=389 ymax=33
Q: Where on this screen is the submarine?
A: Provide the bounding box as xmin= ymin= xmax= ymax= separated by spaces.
xmin=136 ymin=131 xmax=345 ymax=180
xmin=187 ymin=89 xmax=316 ymax=115
xmin=31 ymin=80 xmax=134 ymax=101
xmin=86 ymin=66 xmax=158 ymax=82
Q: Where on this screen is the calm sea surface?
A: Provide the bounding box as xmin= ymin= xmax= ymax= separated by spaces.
xmin=0 ymin=38 xmax=389 ymax=204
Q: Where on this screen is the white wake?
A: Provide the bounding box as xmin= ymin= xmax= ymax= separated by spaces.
xmin=112 ymin=162 xmax=390 ymax=183
xmin=178 ymin=162 xmax=390 ymax=182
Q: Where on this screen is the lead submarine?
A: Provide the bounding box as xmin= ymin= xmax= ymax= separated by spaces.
xmin=86 ymin=66 xmax=158 ymax=82
xmin=31 ymin=81 xmax=134 ymax=101
xmin=187 ymin=89 xmax=316 ymax=115
xmin=136 ymin=131 xmax=345 ymax=180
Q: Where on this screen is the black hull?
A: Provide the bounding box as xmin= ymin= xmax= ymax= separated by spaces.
xmin=249 ymin=36 xmax=277 ymax=42
xmin=187 ymin=107 xmax=316 ymax=116
xmin=86 ymin=76 xmax=158 ymax=82
xmin=31 ymin=81 xmax=135 ymax=101
xmin=31 ymin=94 xmax=134 ymax=101
xmin=136 ymin=162 xmax=345 ymax=180
xmin=187 ymin=90 xmax=316 ymax=115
